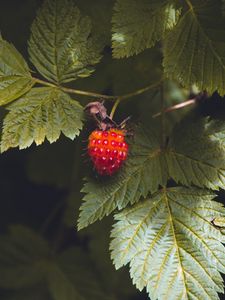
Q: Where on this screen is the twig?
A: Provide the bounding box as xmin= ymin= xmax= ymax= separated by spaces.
xmin=160 ymin=84 xmax=166 ymax=148
xmin=33 ymin=77 xmax=115 ymax=100
xmin=152 ymin=98 xmax=196 ymax=118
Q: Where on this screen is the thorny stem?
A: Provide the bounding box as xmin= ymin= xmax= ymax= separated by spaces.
xmin=33 ymin=77 xmax=163 ymax=102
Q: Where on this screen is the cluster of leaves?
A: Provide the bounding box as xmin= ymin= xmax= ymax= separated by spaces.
xmin=0 ymin=0 xmax=225 ymax=300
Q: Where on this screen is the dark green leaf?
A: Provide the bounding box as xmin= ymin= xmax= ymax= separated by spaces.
xmin=29 ymin=0 xmax=102 ymax=84
xmin=163 ymin=0 xmax=225 ymax=95
xmin=167 ymin=117 xmax=225 ymax=189
xmin=112 ymin=0 xmax=180 ymax=58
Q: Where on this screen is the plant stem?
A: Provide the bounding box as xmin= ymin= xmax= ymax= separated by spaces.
xmin=185 ymin=0 xmax=194 ymax=11
xmin=118 ymin=79 xmax=163 ymax=101
xmin=152 ymin=98 xmax=196 ymax=118
xmin=110 ymin=98 xmax=121 ymax=119
xmin=160 ymin=83 xmax=166 ymax=149
xmin=34 ymin=77 xmax=57 ymax=88
xmin=33 ymin=77 xmax=115 ymax=100
xmin=33 ymin=77 xmax=163 ymax=102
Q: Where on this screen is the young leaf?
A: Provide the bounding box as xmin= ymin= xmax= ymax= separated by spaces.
xmin=0 ymin=37 xmax=34 ymax=105
xmin=112 ymin=0 xmax=180 ymax=58
xmin=1 ymin=87 xmax=83 ymax=152
xmin=78 ymin=126 xmax=168 ymax=230
xmin=167 ymin=117 xmax=225 ymax=190
xmin=29 ymin=0 xmax=102 ymax=84
xmin=0 ymin=225 xmax=50 ymax=289
xmin=163 ymin=0 xmax=225 ymax=95
xmin=111 ymin=187 xmax=225 ymax=300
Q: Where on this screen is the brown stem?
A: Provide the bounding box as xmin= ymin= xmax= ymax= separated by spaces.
xmin=152 ymin=98 xmax=196 ymax=118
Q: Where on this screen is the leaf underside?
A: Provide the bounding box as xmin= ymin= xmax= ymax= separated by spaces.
xmin=110 ymin=187 xmax=225 ymax=300
xmin=1 ymin=87 xmax=83 ymax=152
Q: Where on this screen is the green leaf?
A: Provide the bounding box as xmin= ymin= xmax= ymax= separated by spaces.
xmin=78 ymin=126 xmax=168 ymax=230
xmin=29 ymin=0 xmax=102 ymax=84
xmin=167 ymin=116 xmax=225 ymax=190
xmin=78 ymin=115 xmax=225 ymax=230
xmin=1 ymin=87 xmax=83 ymax=152
xmin=112 ymin=0 xmax=180 ymax=58
xmin=0 ymin=37 xmax=34 ymax=105
xmin=0 ymin=225 xmax=50 ymax=289
xmin=110 ymin=187 xmax=225 ymax=300
xmin=163 ymin=0 xmax=225 ymax=95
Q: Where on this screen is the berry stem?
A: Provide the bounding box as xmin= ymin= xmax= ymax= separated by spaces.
xmin=110 ymin=97 xmax=121 ymax=119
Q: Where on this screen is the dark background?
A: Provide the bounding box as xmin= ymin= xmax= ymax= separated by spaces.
xmin=0 ymin=1 xmax=225 ymax=300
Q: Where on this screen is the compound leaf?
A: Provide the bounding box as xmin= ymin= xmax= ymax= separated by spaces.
xmin=163 ymin=0 xmax=225 ymax=95
xmin=0 ymin=37 xmax=34 ymax=105
xmin=112 ymin=0 xmax=180 ymax=58
xmin=29 ymin=0 xmax=102 ymax=84
xmin=1 ymin=87 xmax=83 ymax=152
xmin=78 ymin=126 xmax=168 ymax=230
xmin=111 ymin=187 xmax=225 ymax=300
xmin=167 ymin=117 xmax=225 ymax=190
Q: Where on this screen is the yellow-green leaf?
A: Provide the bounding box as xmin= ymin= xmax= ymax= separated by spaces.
xmin=0 ymin=37 xmax=34 ymax=105
xmin=1 ymin=87 xmax=83 ymax=152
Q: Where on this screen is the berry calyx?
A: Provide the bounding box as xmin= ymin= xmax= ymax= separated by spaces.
xmin=88 ymin=128 xmax=128 ymax=176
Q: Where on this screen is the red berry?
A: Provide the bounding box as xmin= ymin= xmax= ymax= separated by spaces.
xmin=88 ymin=128 xmax=129 ymax=176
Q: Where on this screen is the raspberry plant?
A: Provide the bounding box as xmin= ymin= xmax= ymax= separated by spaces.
xmin=0 ymin=0 xmax=225 ymax=299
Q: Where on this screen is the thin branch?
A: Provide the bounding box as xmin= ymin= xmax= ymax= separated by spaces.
xmin=160 ymin=84 xmax=166 ymax=148
xmin=152 ymin=98 xmax=196 ymax=118
xmin=33 ymin=77 xmax=115 ymax=100
xmin=33 ymin=77 xmax=163 ymax=102
xmin=118 ymin=79 xmax=164 ymax=101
